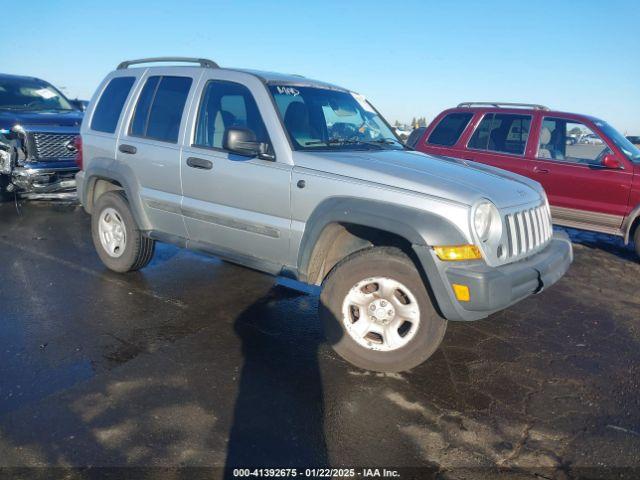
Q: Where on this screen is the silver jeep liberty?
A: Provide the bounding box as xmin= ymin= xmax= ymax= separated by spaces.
xmin=76 ymin=57 xmax=573 ymax=372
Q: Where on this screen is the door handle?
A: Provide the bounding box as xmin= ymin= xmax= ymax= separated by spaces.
xmin=118 ymin=144 xmax=137 ymax=155
xmin=533 ymin=166 xmax=550 ymax=174
xmin=186 ymin=157 xmax=213 ymax=170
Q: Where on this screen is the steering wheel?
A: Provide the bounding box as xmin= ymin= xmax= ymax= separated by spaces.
xmin=330 ymin=122 xmax=359 ymax=139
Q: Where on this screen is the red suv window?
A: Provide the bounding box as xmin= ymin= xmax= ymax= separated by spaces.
xmin=467 ymin=113 xmax=531 ymax=156
xmin=537 ymin=117 xmax=609 ymax=166
xmin=427 ymin=112 xmax=473 ymax=146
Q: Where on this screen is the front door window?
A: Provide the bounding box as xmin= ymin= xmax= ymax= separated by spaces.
xmin=537 ymin=118 xmax=609 ymax=166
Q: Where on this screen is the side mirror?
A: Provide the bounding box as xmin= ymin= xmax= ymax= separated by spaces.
xmin=223 ymin=127 xmax=274 ymax=160
xmin=602 ymin=153 xmax=623 ymax=169
xmin=69 ymin=99 xmax=87 ymax=111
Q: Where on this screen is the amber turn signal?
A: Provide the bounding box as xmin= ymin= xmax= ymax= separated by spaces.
xmin=433 ymin=244 xmax=482 ymax=261
xmin=452 ymin=284 xmax=471 ymax=302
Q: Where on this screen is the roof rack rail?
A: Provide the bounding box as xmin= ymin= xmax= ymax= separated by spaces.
xmin=457 ymin=102 xmax=549 ymax=111
xmin=117 ymin=57 xmax=219 ymax=70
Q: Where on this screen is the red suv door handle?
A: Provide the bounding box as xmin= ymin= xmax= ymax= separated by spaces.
xmin=534 ymin=166 xmax=550 ymax=174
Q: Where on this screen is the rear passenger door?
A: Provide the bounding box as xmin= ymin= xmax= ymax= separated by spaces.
xmin=180 ymin=77 xmax=292 ymax=270
xmin=463 ymin=112 xmax=535 ymax=179
xmin=116 ymin=70 xmax=198 ymax=238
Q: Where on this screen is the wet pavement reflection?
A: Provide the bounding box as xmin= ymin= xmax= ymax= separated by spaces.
xmin=0 ymin=201 xmax=638 ymax=478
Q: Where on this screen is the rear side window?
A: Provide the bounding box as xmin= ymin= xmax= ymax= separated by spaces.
xmin=130 ymin=76 xmax=193 ymax=143
xmin=91 ymin=77 xmax=135 ymax=133
xmin=130 ymin=76 xmax=160 ymax=136
xmin=468 ymin=114 xmax=493 ymax=150
xmin=427 ymin=112 xmax=473 ymax=146
xmin=194 ymin=80 xmax=269 ymax=149
xmin=468 ymin=113 xmax=531 ymax=155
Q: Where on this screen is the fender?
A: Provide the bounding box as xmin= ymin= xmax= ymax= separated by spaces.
xmin=622 ymin=203 xmax=640 ymax=244
xmin=297 ymin=196 xmax=468 ymax=280
xmin=81 ymin=158 xmax=152 ymax=231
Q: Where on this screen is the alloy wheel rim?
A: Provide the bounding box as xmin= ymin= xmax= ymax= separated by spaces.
xmin=341 ymin=276 xmax=420 ymax=352
xmin=98 ymin=207 xmax=127 ymax=258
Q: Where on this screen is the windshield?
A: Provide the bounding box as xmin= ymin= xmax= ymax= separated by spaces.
xmin=0 ymin=77 xmax=74 ymax=112
xmin=269 ymin=85 xmax=405 ymax=151
xmin=594 ymin=119 xmax=640 ymax=163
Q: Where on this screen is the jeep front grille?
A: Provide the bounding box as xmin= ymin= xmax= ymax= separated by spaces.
xmin=504 ymin=204 xmax=552 ymax=259
xmin=31 ymin=133 xmax=77 ymax=161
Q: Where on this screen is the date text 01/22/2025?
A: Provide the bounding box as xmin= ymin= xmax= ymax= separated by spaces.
xmin=232 ymin=468 xmax=402 ymax=478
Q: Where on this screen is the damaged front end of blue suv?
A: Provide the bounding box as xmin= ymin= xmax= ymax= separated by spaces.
xmin=0 ymin=73 xmax=84 ymax=200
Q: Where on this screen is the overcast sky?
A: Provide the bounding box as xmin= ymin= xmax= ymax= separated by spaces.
xmin=3 ymin=0 xmax=639 ymax=133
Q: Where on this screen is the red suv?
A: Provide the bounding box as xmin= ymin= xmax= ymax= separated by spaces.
xmin=413 ymin=102 xmax=640 ymax=258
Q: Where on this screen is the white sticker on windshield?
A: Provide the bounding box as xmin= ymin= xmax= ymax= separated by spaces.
xmin=276 ymin=86 xmax=300 ymax=96
xmin=351 ymin=92 xmax=375 ymax=113
xmin=35 ymin=88 xmax=56 ymax=99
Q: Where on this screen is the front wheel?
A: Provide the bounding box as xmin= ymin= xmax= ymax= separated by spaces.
xmin=91 ymin=191 xmax=155 ymax=272
xmin=320 ymin=247 xmax=447 ymax=372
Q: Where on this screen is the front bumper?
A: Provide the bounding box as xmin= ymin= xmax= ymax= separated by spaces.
xmin=10 ymin=163 xmax=78 ymax=198
xmin=415 ymin=231 xmax=573 ymax=321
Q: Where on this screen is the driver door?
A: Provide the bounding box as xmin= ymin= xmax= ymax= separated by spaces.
xmin=532 ymin=116 xmax=632 ymax=231
xmin=180 ymin=78 xmax=292 ymax=270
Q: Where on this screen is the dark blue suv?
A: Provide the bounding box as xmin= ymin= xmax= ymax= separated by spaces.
xmin=0 ymin=73 xmax=84 ymax=200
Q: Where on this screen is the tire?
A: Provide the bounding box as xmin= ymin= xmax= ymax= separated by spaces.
xmin=320 ymin=246 xmax=447 ymax=372
xmin=634 ymin=226 xmax=640 ymax=260
xmin=91 ymin=191 xmax=155 ymax=273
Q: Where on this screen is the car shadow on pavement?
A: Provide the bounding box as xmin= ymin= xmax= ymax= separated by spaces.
xmin=224 ymin=285 xmax=334 ymax=476
xmin=561 ymin=227 xmax=637 ymax=262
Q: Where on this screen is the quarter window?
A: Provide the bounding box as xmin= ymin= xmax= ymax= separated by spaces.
xmin=538 ymin=118 xmax=608 ymax=165
xmin=129 ymin=76 xmax=192 ymax=143
xmin=194 ymin=80 xmax=269 ymax=149
xmin=427 ymin=112 xmax=473 ymax=146
xmin=468 ymin=113 xmax=531 ymax=155
xmin=91 ymin=77 xmax=135 ymax=133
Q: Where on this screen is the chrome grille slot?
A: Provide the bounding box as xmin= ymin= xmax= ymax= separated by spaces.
xmin=504 ymin=203 xmax=552 ymax=261
xmin=31 ymin=133 xmax=77 ymax=161
xmin=525 ymin=210 xmax=534 ymax=249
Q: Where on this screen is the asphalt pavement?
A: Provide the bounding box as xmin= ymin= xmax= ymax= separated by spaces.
xmin=0 ymin=200 xmax=639 ymax=479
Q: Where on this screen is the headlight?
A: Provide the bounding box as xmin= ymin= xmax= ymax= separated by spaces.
xmin=474 ymin=202 xmax=493 ymax=241
xmin=0 ymin=147 xmax=12 ymax=174
xmin=472 ymin=201 xmax=502 ymax=245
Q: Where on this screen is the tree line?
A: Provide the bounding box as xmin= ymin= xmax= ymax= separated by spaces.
xmin=394 ymin=118 xmax=429 ymax=129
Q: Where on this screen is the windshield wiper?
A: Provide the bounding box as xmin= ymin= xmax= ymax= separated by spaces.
xmin=359 ymin=138 xmax=409 ymax=149
xmin=305 ymin=138 xmax=386 ymax=149
xmin=305 ymin=138 xmax=357 ymax=146
xmin=366 ymin=138 xmax=403 ymax=145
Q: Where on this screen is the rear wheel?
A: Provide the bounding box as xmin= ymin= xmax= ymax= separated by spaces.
xmin=320 ymin=247 xmax=447 ymax=372
xmin=91 ymin=191 xmax=155 ymax=272
xmin=634 ymin=225 xmax=640 ymax=260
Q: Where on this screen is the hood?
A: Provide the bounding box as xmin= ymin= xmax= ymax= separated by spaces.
xmin=293 ymin=149 xmax=543 ymax=209
xmin=0 ymin=109 xmax=83 ymax=130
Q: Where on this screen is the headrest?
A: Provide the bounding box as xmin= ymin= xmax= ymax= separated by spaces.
xmin=539 ymin=127 xmax=551 ymax=145
xmin=284 ymin=102 xmax=309 ymax=130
